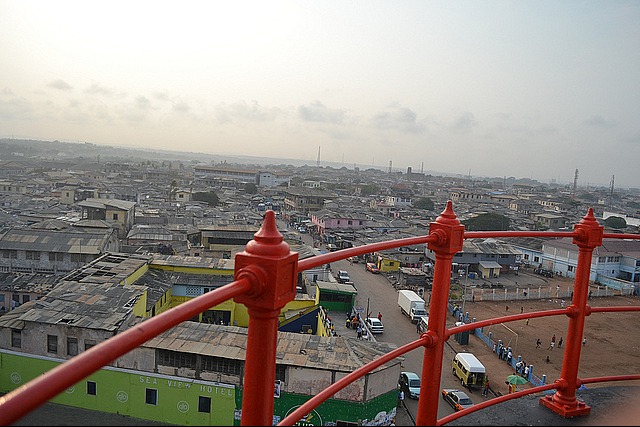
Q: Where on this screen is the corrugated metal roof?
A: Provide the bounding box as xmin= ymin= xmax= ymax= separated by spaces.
xmin=78 ymin=198 xmax=136 ymax=210
xmin=151 ymin=254 xmax=233 ymax=270
xmin=0 ymin=280 xmax=146 ymax=332
xmin=0 ymin=228 xmax=112 ymax=254
xmin=143 ymin=323 xmax=400 ymax=372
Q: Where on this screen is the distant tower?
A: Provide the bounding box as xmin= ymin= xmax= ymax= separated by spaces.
xmin=573 ymin=169 xmax=579 ymax=194
xmin=389 ymin=160 xmax=392 ymax=174
xmin=609 ymin=175 xmax=615 ymax=207
xmin=421 ymin=161 xmax=424 ymax=174
xmin=316 ymin=146 xmax=320 ymax=167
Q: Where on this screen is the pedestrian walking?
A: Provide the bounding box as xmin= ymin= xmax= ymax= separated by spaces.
xmin=482 ymin=377 xmax=490 ymax=397
xmin=583 ymin=336 xmax=587 ymax=346
xmin=378 ymin=311 xmax=382 ymax=321
xmin=558 ymin=337 xmax=563 ymax=348
xmin=536 ymin=338 xmax=541 ymax=348
xmin=524 ymin=365 xmax=530 ymax=379
xmin=506 ymin=350 xmax=512 ymax=364
xmin=398 ymin=389 xmax=405 ymax=402
xmin=357 ymin=325 xmax=363 ymax=339
xmin=416 ymin=321 xmax=422 ymax=334
xmin=548 ymin=340 xmax=555 ymax=350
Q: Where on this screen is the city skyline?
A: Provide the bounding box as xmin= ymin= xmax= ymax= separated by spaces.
xmin=1 ymin=1 xmax=639 ymax=188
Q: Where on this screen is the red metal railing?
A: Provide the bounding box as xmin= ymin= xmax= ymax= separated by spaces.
xmin=0 ymin=202 xmax=639 ymax=426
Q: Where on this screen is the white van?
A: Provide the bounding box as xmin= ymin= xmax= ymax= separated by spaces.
xmin=452 ymin=352 xmax=486 ymax=390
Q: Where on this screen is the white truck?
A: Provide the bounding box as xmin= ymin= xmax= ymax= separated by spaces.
xmin=397 ymin=289 xmax=428 ymax=324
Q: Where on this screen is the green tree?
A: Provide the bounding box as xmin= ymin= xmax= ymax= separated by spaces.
xmin=192 ymin=191 xmax=220 ymax=207
xmin=413 ymin=197 xmax=434 ymax=210
xmin=463 ymin=213 xmax=510 ymax=231
xmin=244 ymin=182 xmax=258 ymax=194
xmin=360 ymin=184 xmax=379 ymax=196
xmin=604 ymin=216 xmax=626 ymax=229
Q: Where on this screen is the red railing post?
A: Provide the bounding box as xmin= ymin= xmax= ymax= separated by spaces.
xmin=234 ymin=211 xmax=298 ymax=426
xmin=417 ymin=201 xmax=464 ymax=426
xmin=540 ymin=208 xmax=603 ymax=417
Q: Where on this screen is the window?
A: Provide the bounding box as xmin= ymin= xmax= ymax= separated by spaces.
xmin=0 ymin=294 xmax=4 ymax=303
xmin=71 ymin=254 xmax=82 ymax=262
xmin=85 ymin=339 xmax=96 ymax=350
xmin=201 ymin=355 xmax=243 ymax=375
xmin=11 ymin=329 xmax=21 ymax=348
xmin=198 ymin=396 xmax=211 ymax=413
xmin=87 ymin=381 xmax=97 ymax=395
xmin=67 ymin=337 xmax=78 ymax=356
xmin=112 ymin=213 xmax=119 ymax=220
xmin=145 ymin=388 xmax=158 ymax=405
xmin=49 ymin=252 xmax=64 ymax=262
xmin=275 ymin=364 xmax=286 ymax=382
xmin=47 ymin=335 xmax=58 ymax=354
xmin=157 ymin=349 xmax=197 ymax=368
xmin=25 ymin=251 xmax=40 ymax=260
xmin=22 ymin=295 xmax=29 ymax=304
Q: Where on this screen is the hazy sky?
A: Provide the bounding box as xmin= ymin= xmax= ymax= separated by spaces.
xmin=1 ymin=1 xmax=639 ymax=188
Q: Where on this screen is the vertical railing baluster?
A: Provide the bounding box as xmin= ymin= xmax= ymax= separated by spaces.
xmin=417 ymin=201 xmax=464 ymax=425
xmin=540 ymin=208 xmax=603 ymax=417
xmin=234 ymin=211 xmax=298 ymax=425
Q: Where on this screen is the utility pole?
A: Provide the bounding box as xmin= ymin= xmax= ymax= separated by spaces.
xmin=461 ymin=264 xmax=469 ymax=316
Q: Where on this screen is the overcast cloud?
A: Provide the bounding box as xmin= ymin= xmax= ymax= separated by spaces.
xmin=0 ymin=0 xmax=638 ymax=188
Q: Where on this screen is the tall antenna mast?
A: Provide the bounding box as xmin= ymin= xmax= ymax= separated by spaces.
xmin=609 ymin=175 xmax=615 ymax=207
xmin=316 ymin=146 xmax=321 ymax=167
xmin=388 ymin=160 xmax=392 ymax=174
xmin=573 ymin=169 xmax=579 ymax=194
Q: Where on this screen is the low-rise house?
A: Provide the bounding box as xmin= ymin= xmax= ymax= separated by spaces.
xmin=0 ymin=227 xmax=120 ymax=274
xmin=77 ymin=198 xmax=136 ymax=238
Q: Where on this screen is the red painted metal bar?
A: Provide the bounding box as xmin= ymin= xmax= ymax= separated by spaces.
xmin=0 ymin=277 xmax=253 ymax=426
xmin=589 ymin=306 xmax=640 ymax=314
xmin=439 ymin=373 xmax=640 ymax=426
xmin=464 ymin=230 xmax=578 ymax=239
xmin=233 ymin=211 xmax=299 ymax=426
xmin=603 ymin=233 xmax=640 ymax=240
xmin=438 ymin=382 xmax=559 ymax=425
xmin=580 ymin=374 xmax=640 ymax=384
xmin=540 ymin=208 xmax=603 ymax=417
xmin=417 ymin=201 xmax=465 ymax=426
xmin=445 ymin=308 xmax=570 ymax=337
xmin=297 ymin=234 xmax=438 ymax=271
xmin=278 ymin=336 xmax=429 ymax=425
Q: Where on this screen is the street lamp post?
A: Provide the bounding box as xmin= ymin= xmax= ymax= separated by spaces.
xmin=461 ymin=265 xmax=469 ymax=316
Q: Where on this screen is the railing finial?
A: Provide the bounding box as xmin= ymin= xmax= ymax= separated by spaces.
xmin=245 ymin=211 xmax=289 ymax=256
